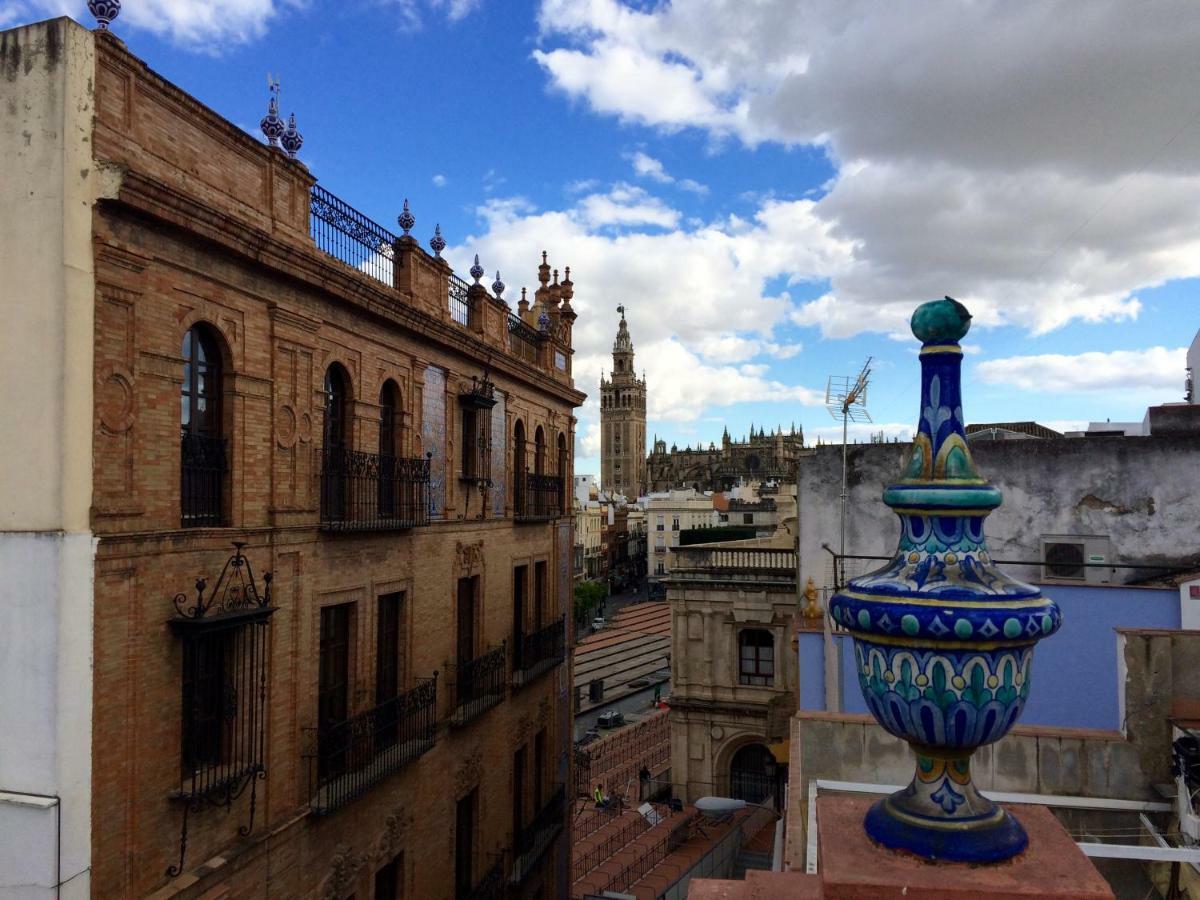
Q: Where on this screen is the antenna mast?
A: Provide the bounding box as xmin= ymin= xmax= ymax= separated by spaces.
xmin=825 ymin=357 xmax=873 ymax=586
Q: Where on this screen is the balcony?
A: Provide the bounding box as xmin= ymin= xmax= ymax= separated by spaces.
xmin=514 ymin=473 xmax=563 ymax=522
xmin=180 ymin=430 xmax=227 ymax=527
xmin=512 ymin=617 xmax=566 ymax=689
xmin=511 ymin=784 xmax=565 ymax=884
xmin=460 ymin=852 xmax=507 ymax=900
xmin=304 ymin=677 xmax=437 ymax=815
xmin=450 ymin=642 xmax=507 ymax=726
xmin=669 ymin=544 xmax=797 ymax=583
xmin=319 ymin=448 xmax=430 ymax=531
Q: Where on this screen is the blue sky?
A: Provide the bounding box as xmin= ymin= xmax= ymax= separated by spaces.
xmin=12 ymin=1 xmax=1198 ymax=481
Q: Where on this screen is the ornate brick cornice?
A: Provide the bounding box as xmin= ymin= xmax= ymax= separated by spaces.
xmin=101 ymin=171 xmax=586 ymax=409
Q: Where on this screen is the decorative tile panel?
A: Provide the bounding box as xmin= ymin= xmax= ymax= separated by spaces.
xmin=490 ymin=391 xmax=507 ymax=517
xmin=422 ymin=365 xmax=446 ymax=518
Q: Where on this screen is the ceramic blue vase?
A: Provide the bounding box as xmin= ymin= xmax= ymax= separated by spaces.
xmin=828 ymin=298 xmax=1061 ymax=862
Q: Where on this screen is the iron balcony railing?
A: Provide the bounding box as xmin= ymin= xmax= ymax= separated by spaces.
xmin=511 ymin=783 xmax=565 ymax=884
xmin=514 ymin=473 xmax=563 ymax=522
xmin=310 ymin=185 xmax=397 ymax=288
xmin=512 ymin=617 xmax=566 ymax=688
xmin=450 ymin=642 xmax=507 ymax=726
xmin=319 ymin=448 xmax=430 ymax=531
xmin=508 ymin=313 xmax=540 ymax=364
xmin=461 ymin=852 xmax=507 ymax=900
xmin=449 ymin=274 xmax=471 ymax=326
xmin=304 ymin=676 xmax=437 ymax=815
xmin=180 ymin=430 xmax=227 ymax=527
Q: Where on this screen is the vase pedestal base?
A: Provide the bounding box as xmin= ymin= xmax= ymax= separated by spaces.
xmin=864 ymin=792 xmax=1028 ymax=863
xmin=819 ymin=794 xmax=1113 ymax=899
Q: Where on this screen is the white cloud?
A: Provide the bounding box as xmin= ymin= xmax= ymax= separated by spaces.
xmin=577 ymin=183 xmax=679 ymax=229
xmin=566 ymin=178 xmax=601 ymax=194
xmin=533 ymin=1 xmax=1200 ymax=338
xmin=628 ymin=151 xmax=709 ymax=194
xmin=630 ymin=151 xmax=672 ymax=183
xmin=432 ymin=173 xmax=447 ymax=187
xmin=579 ymin=421 xmax=601 ymax=458
xmin=695 ymin=334 xmax=803 ymax=363
xmin=387 ymin=0 xmax=483 ymax=30
xmin=976 ymin=347 xmax=1187 ymax=393
xmin=37 ymin=0 xmax=298 ymax=49
xmin=446 ymin=186 xmax=846 ymax=451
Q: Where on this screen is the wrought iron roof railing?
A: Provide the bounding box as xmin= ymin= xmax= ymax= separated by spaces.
xmin=449 ymin=274 xmax=471 ymax=326
xmin=508 ymin=312 xmax=541 ymax=363
xmin=310 ymin=185 xmax=396 ymax=288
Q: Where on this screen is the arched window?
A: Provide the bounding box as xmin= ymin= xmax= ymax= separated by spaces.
xmin=729 ymin=743 xmax=776 ymax=806
xmin=324 ymin=365 xmax=350 ymax=451
xmin=321 ymin=364 xmax=351 ymax=523
xmin=180 ymin=324 xmax=226 ymax=527
xmin=738 ymin=630 xmax=774 ymax=686
xmin=379 ymin=380 xmax=400 ymax=518
xmin=379 ymin=380 xmax=400 ymax=458
xmin=534 ymin=426 xmax=546 ymax=475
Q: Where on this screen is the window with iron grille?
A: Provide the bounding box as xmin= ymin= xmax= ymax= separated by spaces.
xmin=167 ymin=543 xmax=274 ymax=879
xmin=738 ymin=629 xmax=774 ymax=686
xmin=458 ymin=376 xmax=495 ymax=484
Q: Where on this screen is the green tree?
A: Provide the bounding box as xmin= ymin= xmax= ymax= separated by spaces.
xmin=574 ymin=581 xmax=607 ymax=622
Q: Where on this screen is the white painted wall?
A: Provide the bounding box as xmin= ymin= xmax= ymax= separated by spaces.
xmin=1182 ymin=578 xmax=1200 ymax=630
xmin=0 ymin=18 xmax=98 ymax=899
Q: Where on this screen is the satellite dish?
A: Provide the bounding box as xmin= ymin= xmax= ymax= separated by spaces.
xmin=694 ymin=796 xmax=746 ymax=821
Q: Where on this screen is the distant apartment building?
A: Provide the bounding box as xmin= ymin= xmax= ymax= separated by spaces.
xmin=646 ymin=489 xmax=718 ymax=580
xmin=0 ymin=17 xmax=581 ymax=899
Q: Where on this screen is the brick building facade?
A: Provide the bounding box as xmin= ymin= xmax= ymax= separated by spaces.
xmin=1 ymin=17 xmax=583 ymax=899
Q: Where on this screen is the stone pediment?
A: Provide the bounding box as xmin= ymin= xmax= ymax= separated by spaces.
xmin=731 ymin=589 xmax=775 ymax=624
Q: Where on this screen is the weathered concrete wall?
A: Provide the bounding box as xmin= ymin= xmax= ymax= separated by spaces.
xmin=0 ymin=18 xmax=98 ymax=899
xmin=797 ymin=435 xmax=1200 ymax=589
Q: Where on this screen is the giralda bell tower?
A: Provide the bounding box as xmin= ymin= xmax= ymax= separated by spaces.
xmin=600 ymin=306 xmax=648 ymax=499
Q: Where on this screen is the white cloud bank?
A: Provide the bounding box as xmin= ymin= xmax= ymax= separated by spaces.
xmin=533 ymin=0 xmax=1200 ymax=338
xmin=976 ymin=347 xmax=1188 ymax=394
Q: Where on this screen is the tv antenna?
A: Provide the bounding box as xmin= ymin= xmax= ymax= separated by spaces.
xmin=825 ymin=358 xmax=873 ymax=584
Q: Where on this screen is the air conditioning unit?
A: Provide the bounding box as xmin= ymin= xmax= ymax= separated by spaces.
xmin=1040 ymin=535 xmax=1112 ymax=584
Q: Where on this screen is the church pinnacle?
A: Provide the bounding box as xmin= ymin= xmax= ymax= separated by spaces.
xmin=613 ymin=304 xmax=634 ymax=355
